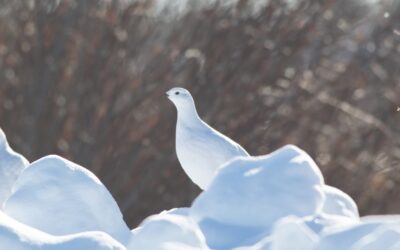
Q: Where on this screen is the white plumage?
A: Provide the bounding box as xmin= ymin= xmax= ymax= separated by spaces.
xmin=166 ymin=87 xmax=249 ymax=190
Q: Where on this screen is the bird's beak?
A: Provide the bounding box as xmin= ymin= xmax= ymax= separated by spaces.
xmin=165 ymin=92 xmax=169 ymax=97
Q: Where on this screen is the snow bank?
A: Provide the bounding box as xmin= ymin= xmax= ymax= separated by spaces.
xmin=190 ymin=145 xmax=325 ymax=248
xmin=0 ymin=127 xmax=398 ymax=250
xmin=3 ymin=155 xmax=131 ymax=245
xmin=192 ymin=145 xmax=325 ymax=226
xmin=351 ymin=224 xmax=400 ymax=250
xmin=0 ymin=211 xmax=126 ymax=250
xmin=129 ymin=208 xmax=208 ymax=250
xmin=269 ymin=216 xmax=318 ymax=250
xmin=314 ymin=216 xmax=400 ymax=250
xmin=0 ymin=129 xmax=29 ymax=207
xmin=321 ymin=185 xmax=359 ymax=219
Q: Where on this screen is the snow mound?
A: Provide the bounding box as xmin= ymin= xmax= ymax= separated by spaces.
xmin=190 ymin=145 xmax=325 ymax=248
xmin=0 ymin=125 xmax=396 ymax=250
xmin=0 ymin=129 xmax=29 ymax=207
xmin=129 ymin=208 xmax=208 ymax=250
xmin=269 ymin=216 xmax=318 ymax=250
xmin=351 ymin=224 xmax=400 ymax=250
xmin=314 ymin=216 xmax=400 ymax=250
xmin=3 ymin=155 xmax=131 ymax=245
xmin=321 ymin=185 xmax=359 ymax=219
xmin=192 ymin=145 xmax=325 ymax=227
xmin=0 ymin=211 xmax=126 ymax=250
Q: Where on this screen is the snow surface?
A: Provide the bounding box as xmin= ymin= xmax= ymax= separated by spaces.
xmin=190 ymin=145 xmax=325 ymax=248
xmin=3 ymin=155 xmax=132 ymax=245
xmin=130 ymin=208 xmax=208 ymax=250
xmin=191 ymin=145 xmax=325 ymax=227
xmin=314 ymin=216 xmax=400 ymax=250
xmin=321 ymin=185 xmax=359 ymax=219
xmin=0 ymin=129 xmax=29 ymax=208
xmin=0 ymin=128 xmax=399 ymax=250
xmin=0 ymin=211 xmax=125 ymax=250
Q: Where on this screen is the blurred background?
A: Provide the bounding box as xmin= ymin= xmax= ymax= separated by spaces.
xmin=0 ymin=0 xmax=399 ymax=227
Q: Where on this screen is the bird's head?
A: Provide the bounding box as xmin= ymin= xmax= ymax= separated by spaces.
xmin=166 ymin=87 xmax=195 ymax=109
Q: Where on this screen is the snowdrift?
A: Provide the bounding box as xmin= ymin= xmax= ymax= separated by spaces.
xmin=3 ymin=155 xmax=131 ymax=244
xmin=0 ymin=129 xmax=29 ymax=208
xmin=0 ymin=128 xmax=399 ymax=250
xmin=0 ymin=211 xmax=126 ymax=250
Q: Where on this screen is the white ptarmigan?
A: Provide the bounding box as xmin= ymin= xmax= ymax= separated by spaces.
xmin=166 ymin=87 xmax=249 ymax=190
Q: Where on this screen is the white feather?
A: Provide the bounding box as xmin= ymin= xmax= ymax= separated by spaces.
xmin=166 ymin=87 xmax=249 ymax=190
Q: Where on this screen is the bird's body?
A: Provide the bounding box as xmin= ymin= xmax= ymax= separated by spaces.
xmin=167 ymin=87 xmax=249 ymax=190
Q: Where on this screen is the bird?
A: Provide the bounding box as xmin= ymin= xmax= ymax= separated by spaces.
xmin=166 ymin=87 xmax=249 ymax=190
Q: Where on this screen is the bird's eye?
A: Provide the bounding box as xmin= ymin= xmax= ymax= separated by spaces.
xmin=175 ymin=92 xmax=179 ymax=95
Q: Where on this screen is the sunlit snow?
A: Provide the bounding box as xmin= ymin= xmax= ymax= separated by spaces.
xmin=0 ymin=127 xmax=399 ymax=250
